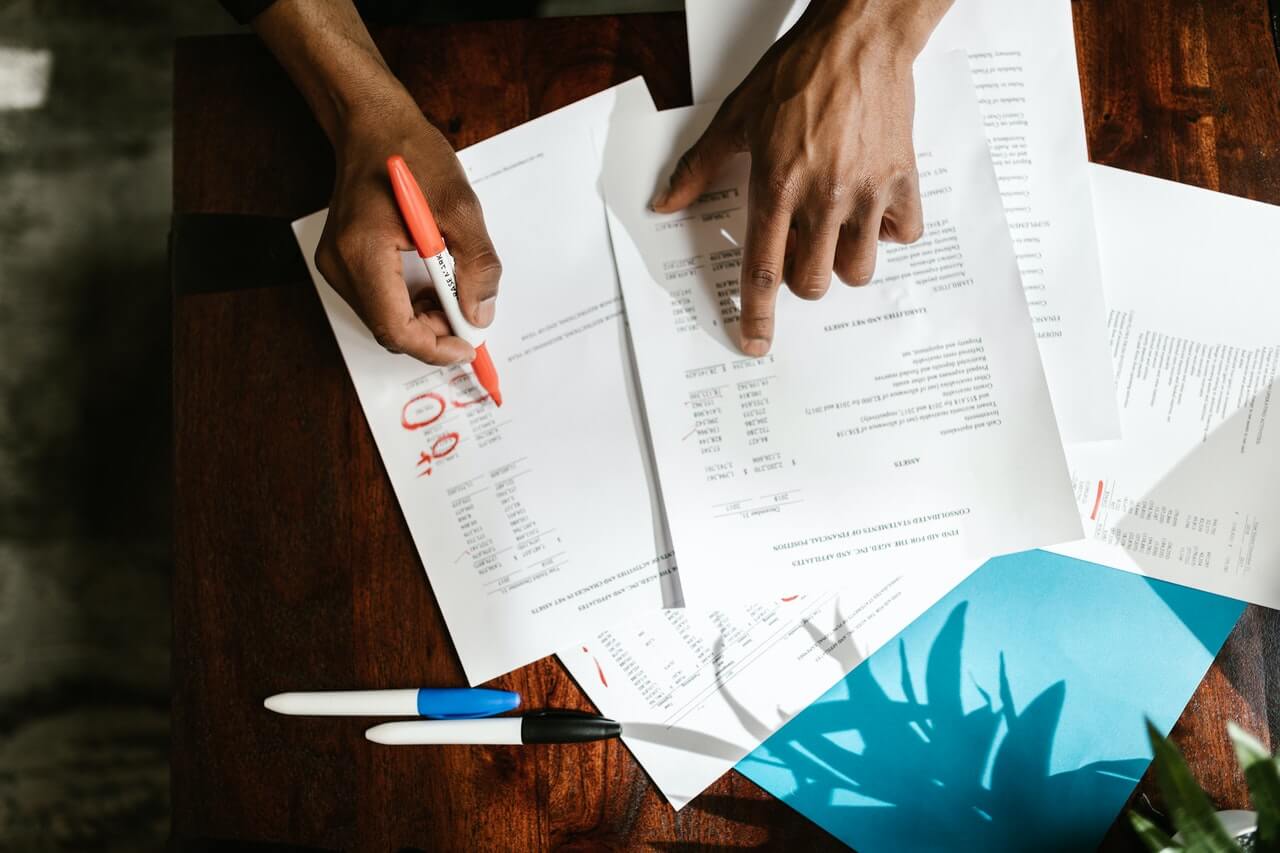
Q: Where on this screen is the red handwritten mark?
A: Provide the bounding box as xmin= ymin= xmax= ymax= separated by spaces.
xmin=582 ymin=645 xmax=608 ymax=687
xmin=449 ymin=373 xmax=491 ymax=409
xmin=1089 ymin=480 xmax=1104 ymax=521
xmin=780 ymin=595 xmax=799 ymax=603
xmin=431 ymin=432 xmax=460 ymax=458
xmin=415 ymin=432 xmax=461 ymax=478
xmin=401 ymin=392 xmax=446 ymax=430
xmin=404 ymin=375 xmax=490 ymax=477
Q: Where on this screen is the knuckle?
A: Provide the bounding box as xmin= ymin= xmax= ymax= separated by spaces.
xmin=852 ymin=177 xmax=879 ymax=210
xmin=839 ymin=261 xmax=877 ymax=287
xmin=757 ymin=166 xmax=800 ymax=204
xmin=743 ymin=264 xmax=780 ymax=294
xmin=893 ymin=163 xmax=920 ymax=189
xmin=739 ymin=290 xmax=772 ymax=319
xmin=739 ymin=315 xmax=772 ymax=340
xmin=792 ymin=270 xmax=831 ymax=300
xmin=435 ymin=187 xmax=483 ymax=226
xmin=469 ymin=251 xmax=503 ymax=283
xmin=673 ymin=149 xmax=700 ymax=181
xmin=898 ymin=217 xmax=925 ymax=243
xmin=370 ymin=323 xmax=407 ymax=354
xmin=332 ymin=228 xmax=364 ymax=262
xmin=314 ymin=243 xmax=339 ymax=279
xmin=419 ymin=350 xmax=453 ymax=367
xmin=814 ymin=175 xmax=851 ymax=207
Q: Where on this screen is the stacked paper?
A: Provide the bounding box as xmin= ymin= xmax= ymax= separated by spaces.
xmin=290 ymin=0 xmax=1279 ymax=819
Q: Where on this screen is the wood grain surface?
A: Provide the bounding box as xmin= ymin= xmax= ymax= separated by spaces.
xmin=172 ymin=6 xmax=1280 ymax=851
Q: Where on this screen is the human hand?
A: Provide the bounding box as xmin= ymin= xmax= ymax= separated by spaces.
xmin=651 ymin=0 xmax=949 ymax=356
xmin=316 ymin=101 xmax=502 ymax=365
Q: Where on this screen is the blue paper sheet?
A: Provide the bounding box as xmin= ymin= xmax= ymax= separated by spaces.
xmin=737 ymin=550 xmax=1244 ymax=852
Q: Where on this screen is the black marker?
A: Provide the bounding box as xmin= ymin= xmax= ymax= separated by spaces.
xmin=365 ymin=710 xmax=621 ymax=745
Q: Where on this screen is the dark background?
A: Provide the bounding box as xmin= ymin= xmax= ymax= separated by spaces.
xmin=0 ymin=2 xmax=672 ymax=849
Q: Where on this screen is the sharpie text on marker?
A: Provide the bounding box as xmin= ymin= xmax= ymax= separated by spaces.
xmin=387 ymin=154 xmax=504 ymax=406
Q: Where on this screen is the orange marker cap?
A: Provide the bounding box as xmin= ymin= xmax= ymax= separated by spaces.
xmin=387 ymin=155 xmax=446 ymax=258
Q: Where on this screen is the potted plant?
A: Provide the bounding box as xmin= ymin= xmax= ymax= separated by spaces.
xmin=1130 ymin=720 xmax=1280 ymax=852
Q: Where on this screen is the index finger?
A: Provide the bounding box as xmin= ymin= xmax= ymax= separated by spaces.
xmin=738 ymin=183 xmax=792 ymax=356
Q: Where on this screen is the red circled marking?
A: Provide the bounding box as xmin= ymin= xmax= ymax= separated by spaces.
xmin=401 ymin=392 xmax=446 ymax=430
xmin=431 ymin=432 xmax=460 ymax=459
xmin=1089 ymin=480 xmax=1104 ymax=521
xmin=449 ymin=374 xmax=490 ymax=408
xmin=780 ymin=595 xmax=798 ymax=603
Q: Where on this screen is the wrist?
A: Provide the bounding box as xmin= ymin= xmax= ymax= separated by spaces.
xmin=253 ymin=0 xmax=414 ymax=150
xmin=808 ymin=0 xmax=953 ymax=61
xmin=333 ymin=81 xmax=420 ymax=153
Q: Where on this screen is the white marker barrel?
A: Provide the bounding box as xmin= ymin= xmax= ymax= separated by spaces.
xmin=264 ymin=689 xmax=420 ymax=717
xmin=422 ymin=250 xmax=486 ymax=347
xmin=365 ymin=718 xmax=524 ymax=745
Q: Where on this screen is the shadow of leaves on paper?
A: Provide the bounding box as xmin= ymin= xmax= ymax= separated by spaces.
xmin=710 ymin=601 xmax=1149 ymax=852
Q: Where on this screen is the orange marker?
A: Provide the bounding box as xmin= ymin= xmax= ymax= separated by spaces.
xmin=387 ymin=155 xmax=503 ymax=406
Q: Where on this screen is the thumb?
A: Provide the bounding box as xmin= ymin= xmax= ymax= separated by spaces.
xmin=439 ymin=188 xmax=503 ymax=329
xmin=650 ymin=111 xmax=739 ymax=213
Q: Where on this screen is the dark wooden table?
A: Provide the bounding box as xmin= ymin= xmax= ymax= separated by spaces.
xmin=172 ymin=6 xmax=1280 ymax=851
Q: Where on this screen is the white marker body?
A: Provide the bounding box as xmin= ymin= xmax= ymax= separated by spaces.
xmin=264 ymin=689 xmax=419 ymax=717
xmin=422 ymin=249 xmax=486 ymax=348
xmin=365 ymin=718 xmax=523 ymax=745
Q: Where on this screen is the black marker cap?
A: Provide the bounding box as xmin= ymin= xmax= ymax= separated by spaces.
xmin=521 ymin=709 xmax=622 ymax=744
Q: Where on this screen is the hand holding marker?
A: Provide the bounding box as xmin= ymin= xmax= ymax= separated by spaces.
xmin=387 ymin=154 xmax=503 ymax=406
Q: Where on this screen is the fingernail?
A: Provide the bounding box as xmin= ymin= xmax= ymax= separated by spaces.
xmin=474 ymin=297 xmax=496 ymax=327
xmin=742 ymin=337 xmax=770 ymax=357
xmin=649 ymin=184 xmax=671 ymax=211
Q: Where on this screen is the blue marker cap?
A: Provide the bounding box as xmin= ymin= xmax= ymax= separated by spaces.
xmin=415 ymin=687 xmax=520 ymax=719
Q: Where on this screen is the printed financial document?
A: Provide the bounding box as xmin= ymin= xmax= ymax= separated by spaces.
xmin=1050 ymin=166 xmax=1280 ymax=607
xmin=294 ymin=80 xmax=676 ymax=685
xmin=560 ymin=560 xmax=980 ymax=808
xmin=602 ymin=54 xmax=1080 ymax=606
xmin=687 ymin=0 xmax=1119 ymax=441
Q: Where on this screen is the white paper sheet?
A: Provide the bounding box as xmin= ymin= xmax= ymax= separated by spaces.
xmin=293 ymin=80 xmax=678 ymax=685
xmin=602 ymin=54 xmax=1079 ymax=606
xmin=559 ymin=559 xmax=980 ymax=808
xmin=1049 ymin=166 xmax=1280 ymax=607
xmin=687 ymin=0 xmax=1119 ymax=442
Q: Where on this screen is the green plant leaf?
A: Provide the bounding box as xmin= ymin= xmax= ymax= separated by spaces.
xmin=1247 ymin=763 xmax=1280 ymax=853
xmin=1229 ymin=722 xmax=1271 ymax=769
xmin=1128 ymin=810 xmax=1179 ymax=853
xmin=1229 ymin=723 xmax=1280 ymax=852
xmin=1146 ymin=720 xmax=1240 ymax=852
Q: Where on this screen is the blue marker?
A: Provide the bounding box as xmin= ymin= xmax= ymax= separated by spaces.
xmin=264 ymin=688 xmax=519 ymax=719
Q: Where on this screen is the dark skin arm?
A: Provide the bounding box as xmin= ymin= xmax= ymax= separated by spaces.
xmin=652 ymin=0 xmax=953 ymax=356
xmin=254 ymin=0 xmax=501 ymax=366
xmin=253 ymin=0 xmax=948 ymax=364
